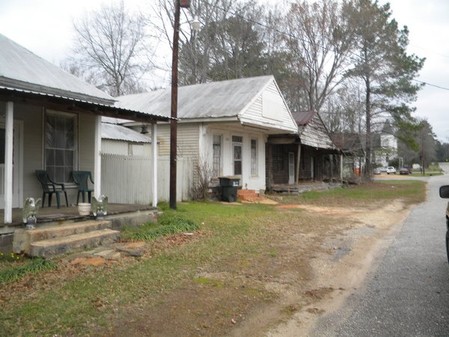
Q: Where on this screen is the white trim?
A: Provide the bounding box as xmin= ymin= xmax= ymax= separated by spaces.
xmin=94 ymin=115 xmax=102 ymax=198
xmin=151 ymin=123 xmax=158 ymax=207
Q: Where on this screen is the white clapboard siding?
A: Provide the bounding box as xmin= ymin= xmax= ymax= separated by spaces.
xmin=101 ymin=154 xmax=193 ymax=204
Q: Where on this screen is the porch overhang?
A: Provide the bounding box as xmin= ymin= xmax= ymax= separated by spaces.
xmin=0 ymin=86 xmax=170 ymax=123
xmin=238 ymin=119 xmax=298 ymax=135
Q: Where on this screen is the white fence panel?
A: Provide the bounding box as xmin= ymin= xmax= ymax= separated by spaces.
xmin=101 ymin=154 xmax=193 ymax=204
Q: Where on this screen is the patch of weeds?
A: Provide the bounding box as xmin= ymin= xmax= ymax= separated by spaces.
xmin=0 ymin=257 xmax=56 ymax=284
xmin=194 ymin=276 xmax=224 ymax=288
xmin=268 ymin=249 xmax=278 ymax=258
xmin=123 ymin=212 xmax=199 ymax=241
xmin=281 ymin=304 xmax=300 ymax=315
xmin=0 ymin=251 xmax=23 ymax=262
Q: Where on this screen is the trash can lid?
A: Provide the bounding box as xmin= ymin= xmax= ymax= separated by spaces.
xmin=219 ymin=175 xmax=241 ymax=180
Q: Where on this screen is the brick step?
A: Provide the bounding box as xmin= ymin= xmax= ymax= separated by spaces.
xmin=237 ymin=189 xmax=260 ymax=201
xmin=29 ymin=229 xmax=120 ymax=258
xmin=13 ymin=220 xmax=112 ymax=255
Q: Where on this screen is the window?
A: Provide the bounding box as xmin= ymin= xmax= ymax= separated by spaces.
xmin=45 ymin=112 xmax=76 ymax=182
xmin=251 ymin=139 xmax=258 ymax=176
xmin=212 ymin=135 xmax=222 ymax=177
xmin=232 ymin=136 xmax=242 ymax=175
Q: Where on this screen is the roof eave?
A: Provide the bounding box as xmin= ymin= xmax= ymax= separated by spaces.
xmin=0 ymin=86 xmax=170 ymax=123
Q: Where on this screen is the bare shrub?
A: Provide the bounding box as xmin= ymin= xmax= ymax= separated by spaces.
xmin=190 ymin=159 xmax=213 ymax=200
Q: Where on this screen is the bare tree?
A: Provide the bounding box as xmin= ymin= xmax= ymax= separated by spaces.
xmin=152 ymin=0 xmax=233 ymax=84
xmin=153 ymin=0 xmax=279 ymax=85
xmin=64 ymin=1 xmax=152 ymax=96
xmin=282 ymin=0 xmax=355 ymax=112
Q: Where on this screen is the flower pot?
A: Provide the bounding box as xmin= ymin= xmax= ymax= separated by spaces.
xmin=78 ymin=203 xmax=91 ymax=216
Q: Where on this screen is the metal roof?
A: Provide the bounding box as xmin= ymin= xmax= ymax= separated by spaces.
xmin=115 ymin=75 xmax=275 ymax=119
xmin=298 ymin=112 xmax=336 ymax=150
xmin=102 ymin=122 xmax=151 ymax=143
xmin=0 ymin=34 xmax=169 ymax=123
xmin=0 ymin=33 xmax=114 ymax=105
xmin=292 ymin=110 xmax=316 ymax=125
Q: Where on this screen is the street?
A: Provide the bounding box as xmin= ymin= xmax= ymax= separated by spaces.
xmin=311 ymin=170 xmax=449 ymax=336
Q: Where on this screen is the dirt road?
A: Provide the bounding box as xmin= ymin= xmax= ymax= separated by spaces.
xmin=249 ymin=200 xmax=411 ymax=336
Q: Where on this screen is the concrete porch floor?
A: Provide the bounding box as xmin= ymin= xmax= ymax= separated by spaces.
xmin=0 ymin=203 xmax=157 ymax=229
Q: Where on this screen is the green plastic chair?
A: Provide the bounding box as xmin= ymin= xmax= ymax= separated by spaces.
xmin=71 ymin=171 xmax=94 ymax=205
xmin=35 ymin=170 xmax=68 ymax=208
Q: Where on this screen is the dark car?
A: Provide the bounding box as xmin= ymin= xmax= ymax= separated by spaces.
xmin=439 ymin=185 xmax=449 ymax=262
xmin=399 ymin=167 xmax=411 ymax=175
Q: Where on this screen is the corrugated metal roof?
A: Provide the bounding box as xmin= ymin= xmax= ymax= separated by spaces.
xmin=0 ymin=33 xmax=113 ymax=105
xmin=116 ymin=76 xmax=275 ymax=119
xmin=102 ymin=122 xmax=151 ymax=143
xmin=292 ymin=110 xmax=316 ymax=125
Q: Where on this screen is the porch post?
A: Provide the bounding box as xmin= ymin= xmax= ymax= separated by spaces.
xmin=4 ymin=102 xmax=13 ymax=223
xmin=330 ymin=154 xmax=333 ymax=180
xmin=340 ymin=153 xmax=344 ymax=182
xmin=93 ymin=115 xmax=101 ymax=198
xmin=151 ymin=123 xmax=158 ymax=207
xmin=296 ymin=144 xmax=301 ymax=183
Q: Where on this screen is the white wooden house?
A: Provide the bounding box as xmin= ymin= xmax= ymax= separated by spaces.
xmin=111 ymin=76 xmax=298 ymax=201
xmin=0 ymin=33 xmax=167 ymax=224
xmin=375 ymin=120 xmax=398 ymax=167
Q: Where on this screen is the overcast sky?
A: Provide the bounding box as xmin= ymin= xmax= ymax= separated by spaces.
xmin=1 ymin=0 xmax=449 ymax=141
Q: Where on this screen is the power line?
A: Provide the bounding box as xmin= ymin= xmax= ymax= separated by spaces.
xmin=413 ymin=79 xmax=449 ymax=91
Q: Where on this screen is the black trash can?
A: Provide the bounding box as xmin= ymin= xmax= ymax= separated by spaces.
xmin=219 ymin=176 xmax=240 ymax=202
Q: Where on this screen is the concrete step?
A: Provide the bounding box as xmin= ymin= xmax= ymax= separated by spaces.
xmin=29 ymin=229 xmax=120 ymax=258
xmin=13 ymin=220 xmax=112 ymax=255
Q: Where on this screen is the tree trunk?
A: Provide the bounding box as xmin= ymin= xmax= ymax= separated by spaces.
xmin=365 ymin=76 xmax=371 ymax=178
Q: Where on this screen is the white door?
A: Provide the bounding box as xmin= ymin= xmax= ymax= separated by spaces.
xmin=0 ymin=121 xmax=22 ymax=208
xmin=288 ymin=152 xmax=295 ymax=184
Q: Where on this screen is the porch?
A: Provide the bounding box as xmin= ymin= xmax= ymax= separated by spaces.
xmin=0 ymin=203 xmax=158 ymax=254
xmin=0 ymin=203 xmax=156 ymax=228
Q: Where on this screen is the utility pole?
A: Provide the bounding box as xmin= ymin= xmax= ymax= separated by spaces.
xmin=170 ymin=0 xmax=182 ymax=210
xmin=170 ymin=0 xmax=196 ymax=210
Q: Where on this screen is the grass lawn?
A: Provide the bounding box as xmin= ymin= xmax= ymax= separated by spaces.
xmin=0 ymin=180 xmax=426 ymax=336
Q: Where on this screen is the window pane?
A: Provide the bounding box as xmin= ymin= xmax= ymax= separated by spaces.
xmin=234 ymin=161 xmax=242 ymax=175
xmin=234 ymin=144 xmax=242 ymax=175
xmin=65 ymin=150 xmax=73 ymax=166
xmin=234 ymin=146 xmax=241 ymax=160
xmin=55 ymin=149 xmax=64 ymax=165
